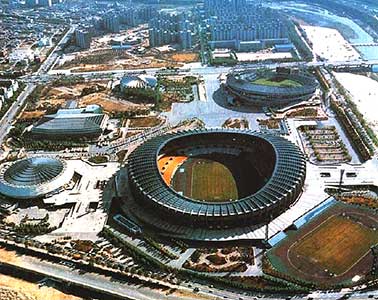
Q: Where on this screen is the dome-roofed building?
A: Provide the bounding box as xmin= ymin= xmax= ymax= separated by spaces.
xmin=139 ymin=75 xmax=158 ymax=88
xmin=0 ymin=157 xmax=74 ymax=199
xmin=120 ymin=74 xmax=157 ymax=91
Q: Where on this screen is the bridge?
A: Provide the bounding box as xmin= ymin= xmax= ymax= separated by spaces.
xmin=351 ymin=43 xmax=378 ymax=47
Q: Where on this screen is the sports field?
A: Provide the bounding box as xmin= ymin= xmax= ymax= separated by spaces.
xmin=252 ymin=77 xmax=303 ymax=88
xmin=289 ymin=215 xmax=378 ymax=275
xmin=172 ymin=158 xmax=239 ymax=202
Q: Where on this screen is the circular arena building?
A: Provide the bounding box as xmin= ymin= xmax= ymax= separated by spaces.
xmin=125 ymin=129 xmax=306 ymax=237
xmin=0 ymin=157 xmax=74 ymax=199
xmin=120 ymin=74 xmax=157 ymax=91
xmin=225 ymin=69 xmax=318 ymax=107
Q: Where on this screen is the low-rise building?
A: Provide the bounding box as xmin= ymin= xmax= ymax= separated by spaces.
xmin=31 ymin=105 xmax=108 ymax=138
xmin=9 ymin=48 xmax=34 ymax=63
xmin=0 ymin=79 xmax=19 ymax=100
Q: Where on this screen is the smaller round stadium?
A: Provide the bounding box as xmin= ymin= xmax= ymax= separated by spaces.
xmin=225 ymin=68 xmax=318 ymax=107
xmin=120 ymin=74 xmax=157 ymax=91
xmin=0 ymin=157 xmax=74 ymax=199
xmin=124 ymin=129 xmax=306 ymax=239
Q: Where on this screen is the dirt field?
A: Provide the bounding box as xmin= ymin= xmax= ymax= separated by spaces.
xmin=56 ymin=48 xmax=199 ymax=73
xmin=166 ymin=52 xmax=200 ymax=63
xmin=29 ymin=81 xmax=150 ymax=115
xmin=0 ymin=249 xmax=80 ymax=300
xmin=60 ymin=53 xmax=183 ymax=73
xmin=128 ymin=116 xmax=163 ymax=128
xmin=172 ymin=158 xmax=238 ymax=202
xmin=19 ymin=111 xmax=45 ymax=121
xmin=69 ymin=60 xmax=181 ymax=73
xmin=0 ymin=275 xmax=81 ymax=300
xmin=289 ymin=215 xmax=378 ymax=276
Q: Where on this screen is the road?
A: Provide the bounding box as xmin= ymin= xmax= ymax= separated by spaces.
xmin=36 ymin=25 xmax=76 ymax=75
xmin=13 ymin=255 xmax=196 ymax=300
xmin=0 ymin=25 xmax=76 ymax=147
xmin=0 ymin=83 xmax=36 ymax=146
xmin=3 ymin=23 xmax=378 ymax=300
xmin=5 ymin=248 xmax=378 ymax=300
xmin=20 ymin=58 xmax=378 ymax=85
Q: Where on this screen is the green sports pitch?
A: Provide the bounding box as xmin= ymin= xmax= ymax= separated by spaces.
xmin=252 ymin=77 xmax=303 ymax=88
xmin=171 ymin=158 xmax=239 ymax=202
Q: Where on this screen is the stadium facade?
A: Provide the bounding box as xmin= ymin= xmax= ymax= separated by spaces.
xmin=124 ymin=129 xmax=306 ymax=240
xmin=0 ymin=157 xmax=74 ymax=199
xmin=225 ymin=69 xmax=318 ymax=107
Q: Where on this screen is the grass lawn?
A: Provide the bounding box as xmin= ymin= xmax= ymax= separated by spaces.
xmin=253 ymin=77 xmax=303 ymax=88
xmin=190 ymin=159 xmax=238 ymax=202
xmin=290 ymin=215 xmax=378 ymax=275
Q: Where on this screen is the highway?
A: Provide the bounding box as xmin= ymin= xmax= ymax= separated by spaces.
xmin=20 ymin=58 xmax=378 ymax=85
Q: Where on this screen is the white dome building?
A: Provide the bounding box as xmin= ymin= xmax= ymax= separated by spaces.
xmin=139 ymin=75 xmax=158 ymax=88
xmin=0 ymin=157 xmax=74 ymax=199
xmin=120 ymin=74 xmax=157 ymax=91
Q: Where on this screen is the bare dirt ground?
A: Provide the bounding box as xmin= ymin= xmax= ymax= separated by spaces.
xmin=129 ymin=116 xmax=163 ymax=128
xmin=165 ymin=288 xmax=214 ymax=300
xmin=57 ymin=48 xmax=199 ymax=73
xmin=69 ymin=59 xmax=182 ymax=73
xmin=59 ymin=51 xmax=182 ymax=73
xmin=0 ymin=249 xmax=81 ymax=300
xmin=26 ymin=81 xmax=150 ymax=116
xmin=19 ymin=111 xmax=46 ymax=121
xmin=164 ymin=52 xmax=200 ymax=63
xmin=80 ymin=92 xmax=149 ymax=113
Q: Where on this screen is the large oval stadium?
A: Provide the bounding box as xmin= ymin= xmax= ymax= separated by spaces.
xmin=126 ymin=129 xmax=306 ymax=234
xmin=225 ymin=68 xmax=318 ymax=107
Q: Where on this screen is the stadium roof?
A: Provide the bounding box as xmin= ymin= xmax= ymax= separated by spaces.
xmin=120 ymin=75 xmax=157 ymax=89
xmin=4 ymin=157 xmax=64 ymax=186
xmin=127 ymin=129 xmax=306 ymax=228
xmin=0 ymin=157 xmax=74 ymax=199
xmin=227 ymin=71 xmax=318 ymax=97
xmin=31 ymin=106 xmax=105 ymax=137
